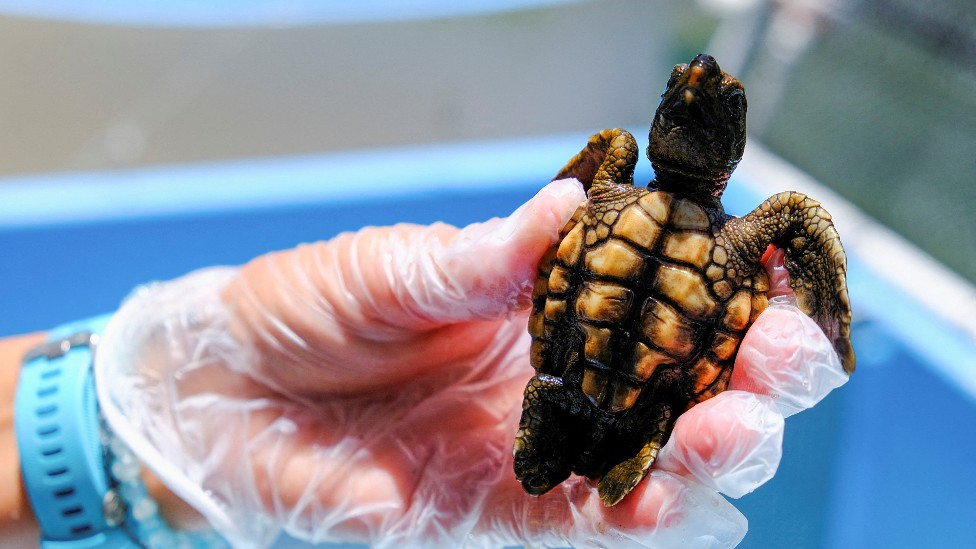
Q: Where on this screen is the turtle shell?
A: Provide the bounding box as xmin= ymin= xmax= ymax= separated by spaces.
xmin=528 ymin=187 xmax=769 ymax=414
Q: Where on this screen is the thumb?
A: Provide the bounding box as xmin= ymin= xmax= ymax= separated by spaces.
xmin=392 ymin=178 xmax=586 ymax=323
xmin=225 ymin=177 xmax=583 ymax=339
xmin=219 ymin=179 xmax=583 ymax=394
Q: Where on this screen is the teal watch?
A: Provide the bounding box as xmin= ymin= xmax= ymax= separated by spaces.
xmin=14 ymin=315 xmax=138 ymax=548
xmin=15 ymin=316 xmax=227 ymax=549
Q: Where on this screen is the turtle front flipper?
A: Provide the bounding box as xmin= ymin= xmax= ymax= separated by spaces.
xmin=553 ymin=128 xmax=639 ymax=191
xmin=721 ymin=191 xmax=855 ymax=373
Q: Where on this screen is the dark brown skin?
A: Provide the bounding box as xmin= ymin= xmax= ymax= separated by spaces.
xmin=514 ymin=54 xmax=854 ymax=506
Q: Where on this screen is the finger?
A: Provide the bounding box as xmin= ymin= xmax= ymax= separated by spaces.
xmin=395 ymin=177 xmax=586 ymax=322
xmin=761 ymin=246 xmax=793 ymax=298
xmin=315 ymin=178 xmax=584 ymax=329
xmin=481 ymin=471 xmax=747 ymax=548
xmin=656 ymin=391 xmax=784 ymax=498
xmin=730 ymin=300 xmax=849 ymax=417
xmin=224 ymin=179 xmax=583 ymax=383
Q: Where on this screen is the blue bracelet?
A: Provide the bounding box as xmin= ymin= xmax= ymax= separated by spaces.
xmin=15 ymin=315 xmax=228 ymax=548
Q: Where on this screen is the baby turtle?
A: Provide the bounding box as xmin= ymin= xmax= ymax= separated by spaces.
xmin=514 ymin=54 xmax=855 ymax=506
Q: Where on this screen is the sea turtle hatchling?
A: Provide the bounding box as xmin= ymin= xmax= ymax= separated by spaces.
xmin=514 ymin=53 xmax=855 ymax=506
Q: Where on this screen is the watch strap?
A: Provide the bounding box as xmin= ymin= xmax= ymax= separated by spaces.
xmin=15 ymin=314 xmax=138 ymax=548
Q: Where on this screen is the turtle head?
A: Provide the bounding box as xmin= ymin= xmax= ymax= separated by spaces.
xmin=647 ymin=54 xmax=746 ymax=201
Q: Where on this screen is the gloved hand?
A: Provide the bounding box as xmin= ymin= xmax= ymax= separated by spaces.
xmin=95 ymin=178 xmax=849 ymax=549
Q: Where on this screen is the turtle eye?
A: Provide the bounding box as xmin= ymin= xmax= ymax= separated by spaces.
xmin=722 ymin=88 xmax=747 ymax=132
xmin=667 ymin=64 xmax=687 ymax=90
xmin=720 ymin=88 xmax=748 ymax=163
xmin=723 ymin=88 xmax=746 ymax=115
xmin=658 ymin=64 xmax=688 ymax=107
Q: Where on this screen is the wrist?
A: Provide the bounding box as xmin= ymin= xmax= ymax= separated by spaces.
xmin=11 ymin=318 xmax=222 ymax=547
xmin=0 ymin=332 xmax=45 ymax=544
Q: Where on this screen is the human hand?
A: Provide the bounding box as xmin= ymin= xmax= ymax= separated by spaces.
xmin=95 ymin=179 xmax=848 ymax=548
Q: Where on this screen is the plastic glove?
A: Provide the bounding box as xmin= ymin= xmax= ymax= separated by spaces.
xmin=95 ymin=178 xmax=849 ymax=549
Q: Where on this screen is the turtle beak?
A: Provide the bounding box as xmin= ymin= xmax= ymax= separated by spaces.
xmin=687 ymin=65 xmax=705 ymax=87
xmin=680 ymin=54 xmax=719 ymax=105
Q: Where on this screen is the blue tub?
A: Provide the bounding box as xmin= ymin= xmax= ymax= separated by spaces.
xmin=2 ymin=134 xmax=974 ymax=548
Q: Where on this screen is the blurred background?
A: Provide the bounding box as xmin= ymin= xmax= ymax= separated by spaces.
xmin=1 ymin=1 xmax=974 ymax=548
xmin=1 ymin=0 xmax=973 ymax=280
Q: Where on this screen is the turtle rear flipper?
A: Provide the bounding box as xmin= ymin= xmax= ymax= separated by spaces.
xmin=722 ymin=191 xmax=855 ymax=373
xmin=513 ymin=374 xmax=577 ymax=496
xmin=598 ymin=403 xmax=673 ymax=506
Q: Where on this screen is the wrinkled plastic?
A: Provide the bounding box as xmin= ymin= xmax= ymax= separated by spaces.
xmin=95 ymin=178 xmax=849 ymax=549
xmin=730 ymin=296 xmax=849 ymax=419
xmin=655 ymin=391 xmax=784 ymax=500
